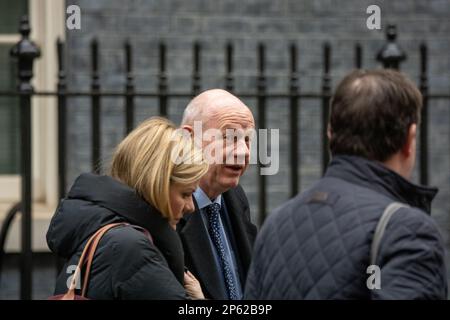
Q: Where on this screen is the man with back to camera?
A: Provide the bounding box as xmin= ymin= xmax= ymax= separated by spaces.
xmin=177 ymin=89 xmax=258 ymax=300
xmin=245 ymin=69 xmax=448 ymax=299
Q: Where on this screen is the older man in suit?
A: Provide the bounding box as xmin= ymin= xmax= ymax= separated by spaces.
xmin=177 ymin=89 xmax=257 ymax=300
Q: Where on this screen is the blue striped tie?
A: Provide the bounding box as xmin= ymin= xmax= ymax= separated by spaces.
xmin=205 ymin=203 xmax=238 ymax=300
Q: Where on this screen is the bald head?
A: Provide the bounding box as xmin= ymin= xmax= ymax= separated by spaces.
xmin=181 ymin=89 xmax=255 ymax=199
xmin=181 ymin=89 xmax=253 ymax=127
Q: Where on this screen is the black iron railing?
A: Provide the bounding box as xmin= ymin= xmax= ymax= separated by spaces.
xmin=0 ymin=16 xmax=449 ymax=299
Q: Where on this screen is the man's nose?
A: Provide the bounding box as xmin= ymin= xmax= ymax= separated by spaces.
xmin=235 ymin=139 xmax=250 ymax=162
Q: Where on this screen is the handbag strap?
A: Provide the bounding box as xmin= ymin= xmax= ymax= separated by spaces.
xmin=62 ymin=222 xmax=128 ymax=300
xmin=370 ymin=202 xmax=408 ymax=266
xmin=80 ymin=224 xmax=153 ymax=297
xmin=81 ymin=223 xmax=130 ymax=296
xmin=62 ymin=222 xmax=155 ymax=300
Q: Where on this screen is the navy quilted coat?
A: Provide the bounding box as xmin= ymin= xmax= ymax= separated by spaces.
xmin=245 ymin=155 xmax=447 ymax=300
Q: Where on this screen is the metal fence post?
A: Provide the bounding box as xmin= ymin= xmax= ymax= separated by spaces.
xmin=158 ymin=42 xmax=168 ymax=117
xmin=55 ymin=38 xmax=68 ymax=274
xmin=257 ymin=43 xmax=267 ymax=224
xmin=321 ymin=43 xmax=331 ymax=174
xmin=10 ymin=15 xmax=40 ymax=300
xmin=90 ymin=39 xmax=101 ymax=173
xmin=289 ymin=43 xmax=300 ymax=197
xmin=355 ymin=43 xmax=362 ymax=69
xmin=57 ymin=38 xmax=67 ymax=200
xmin=419 ymin=43 xmax=429 ymax=186
xmin=225 ymin=42 xmax=234 ymax=92
xmin=192 ymin=42 xmax=201 ymax=96
xmin=125 ymin=40 xmax=135 ymax=134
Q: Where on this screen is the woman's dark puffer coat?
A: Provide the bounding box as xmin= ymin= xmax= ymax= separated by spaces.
xmin=47 ymin=173 xmax=188 ymax=299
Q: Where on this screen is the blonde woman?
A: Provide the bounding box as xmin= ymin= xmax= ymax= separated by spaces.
xmin=46 ymin=117 xmax=208 ymax=299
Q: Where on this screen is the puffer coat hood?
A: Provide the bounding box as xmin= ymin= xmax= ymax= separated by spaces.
xmin=47 ymin=173 xmax=187 ymax=299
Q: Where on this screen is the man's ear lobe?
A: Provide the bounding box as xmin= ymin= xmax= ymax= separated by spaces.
xmin=409 ymin=123 xmax=417 ymax=138
xmin=182 ymin=125 xmax=194 ymax=136
xmin=403 ymin=123 xmax=417 ymax=156
xmin=327 ymin=124 xmax=332 ymax=140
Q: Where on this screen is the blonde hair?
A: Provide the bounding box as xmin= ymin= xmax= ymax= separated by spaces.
xmin=110 ymin=117 xmax=208 ymax=220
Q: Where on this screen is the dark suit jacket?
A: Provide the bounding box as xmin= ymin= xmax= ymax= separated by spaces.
xmin=177 ymin=185 xmax=258 ymax=299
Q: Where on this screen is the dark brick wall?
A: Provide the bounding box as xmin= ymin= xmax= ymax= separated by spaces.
xmin=64 ymin=0 xmax=449 ymax=218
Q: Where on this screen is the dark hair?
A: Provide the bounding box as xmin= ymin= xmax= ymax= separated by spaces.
xmin=329 ymin=69 xmax=422 ymax=162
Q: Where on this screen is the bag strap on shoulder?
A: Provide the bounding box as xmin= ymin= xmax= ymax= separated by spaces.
xmin=62 ymin=222 xmax=128 ymax=300
xmin=61 ymin=222 xmax=154 ymax=300
xmin=370 ymin=202 xmax=409 ymax=266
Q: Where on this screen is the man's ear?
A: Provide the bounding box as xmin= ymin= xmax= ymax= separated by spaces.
xmin=327 ymin=124 xmax=332 ymax=140
xmin=402 ymin=123 xmax=417 ymax=157
xmin=182 ymin=125 xmax=194 ymax=136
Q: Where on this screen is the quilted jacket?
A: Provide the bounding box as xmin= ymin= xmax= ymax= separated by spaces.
xmin=245 ymin=155 xmax=448 ymax=299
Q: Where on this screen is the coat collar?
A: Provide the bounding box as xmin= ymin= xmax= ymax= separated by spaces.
xmin=193 ymin=187 xmax=222 ymax=210
xmin=325 ymin=155 xmax=438 ymax=214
